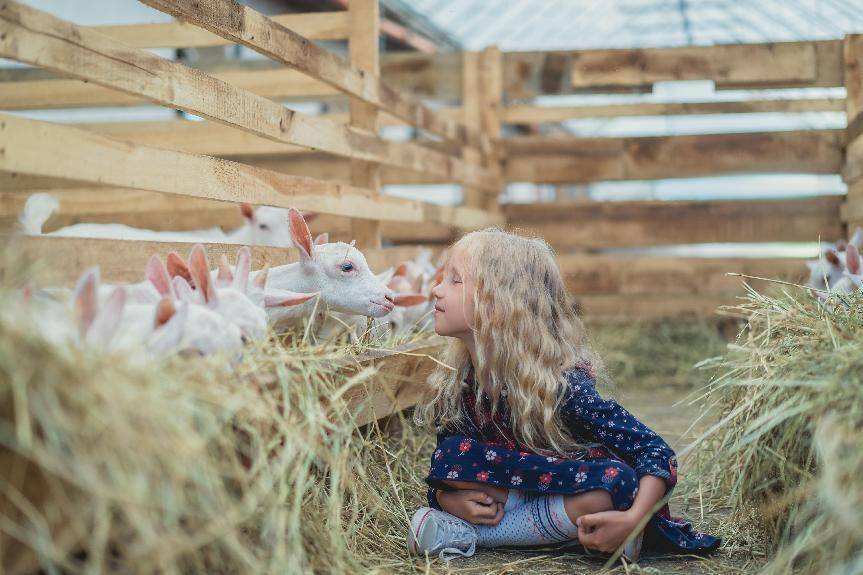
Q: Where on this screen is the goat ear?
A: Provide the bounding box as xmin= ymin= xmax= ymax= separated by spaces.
xmin=146 ymin=254 xmax=175 ymax=298
xmin=264 ymin=289 xmax=319 ymax=307
xmin=167 ymin=252 xmax=193 ymax=283
xmin=154 ymin=296 xmax=176 ymax=327
xmin=87 ymin=286 xmax=126 ymax=346
xmin=313 ymin=233 xmax=329 ymax=245
xmin=73 ymin=266 xmax=100 ymax=336
xmin=376 ymin=266 xmax=395 ymax=285
xmin=149 ymin=300 xmax=188 ymax=358
xmin=217 ymin=254 xmax=233 ymax=287
xmin=253 ymin=265 xmax=269 ymax=289
xmin=847 ymin=244 xmax=861 ymax=275
xmin=190 ymin=244 xmax=218 ymax=305
xmin=232 ymin=247 xmax=251 ymax=293
xmin=393 ymin=293 xmax=427 ymax=307
xmin=288 ymin=208 xmax=314 ymax=261
xmin=850 ymin=226 xmax=863 ymax=249
xmin=240 ymin=203 xmax=255 ymax=221
xmin=825 ymin=249 xmax=840 ymax=266
xmin=394 ymin=262 xmax=408 ymax=277
xmin=172 ymin=276 xmax=196 ymax=303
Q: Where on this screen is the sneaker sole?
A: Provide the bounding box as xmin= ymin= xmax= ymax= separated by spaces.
xmin=407 ymin=508 xmax=434 ymax=556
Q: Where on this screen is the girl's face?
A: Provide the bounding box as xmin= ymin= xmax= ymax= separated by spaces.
xmin=430 ymin=248 xmax=475 ymax=339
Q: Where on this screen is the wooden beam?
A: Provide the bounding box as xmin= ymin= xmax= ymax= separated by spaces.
xmin=0 ymin=1 xmax=496 ymax=191
xmin=478 ymin=46 xmax=504 ymax=210
xmin=844 ymin=35 xmax=863 ymax=194
xmin=0 ymin=234 xmax=438 ymax=286
xmin=348 ymin=0 xmax=382 ymax=250
xmin=575 ymin=294 xmax=745 ymax=319
xmin=503 ymin=98 xmax=846 ymax=124
xmin=504 ymin=130 xmax=844 ymax=183
xmin=505 ymin=196 xmax=844 ymax=249
xmin=461 ymin=51 xmax=483 ymax=209
xmin=0 ymin=69 xmax=339 ymax=110
xmin=502 ymin=41 xmax=843 ymax=99
xmin=0 ymin=113 xmax=502 ymax=229
xmin=557 ymin=254 xmax=807 ymax=296
xmin=138 ymin=0 xmax=488 ymax=152
xmin=92 ymin=12 xmax=349 ymax=47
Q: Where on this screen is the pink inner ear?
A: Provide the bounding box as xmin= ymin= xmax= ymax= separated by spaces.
xmin=288 ymin=208 xmax=314 ymax=258
xmin=167 ymin=252 xmax=193 ymax=283
xmin=826 ymin=249 xmax=840 ymax=266
xmin=393 ymin=293 xmax=427 ymax=307
xmin=233 ymin=247 xmax=251 ymax=292
xmin=217 ymin=254 xmax=233 ymax=285
xmin=155 ymin=296 xmax=176 ymax=327
xmin=189 ymin=244 xmax=217 ymax=304
xmin=394 ymin=263 xmax=408 ymax=277
xmin=848 ymin=244 xmax=861 ymax=275
xmin=240 ymin=203 xmax=254 ymax=221
xmin=73 ymin=267 xmax=99 ymax=333
xmin=313 ymin=233 xmax=328 ymax=245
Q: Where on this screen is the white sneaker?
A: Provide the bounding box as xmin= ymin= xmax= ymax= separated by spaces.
xmin=407 ymin=507 xmax=477 ymax=561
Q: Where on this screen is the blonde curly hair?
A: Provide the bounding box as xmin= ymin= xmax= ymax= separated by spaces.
xmin=414 ymin=227 xmax=606 ymax=455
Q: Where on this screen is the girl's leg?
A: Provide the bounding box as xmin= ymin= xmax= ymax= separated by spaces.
xmin=562 ymin=489 xmax=614 ymax=525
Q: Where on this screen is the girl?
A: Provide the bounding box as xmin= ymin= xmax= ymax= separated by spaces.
xmin=406 ymin=229 xmax=720 ymax=563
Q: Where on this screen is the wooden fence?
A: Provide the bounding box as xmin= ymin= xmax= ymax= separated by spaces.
xmin=0 ymin=2 xmax=859 ymax=320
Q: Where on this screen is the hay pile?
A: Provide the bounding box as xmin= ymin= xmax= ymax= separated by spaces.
xmin=687 ymin=284 xmax=863 ymax=574
xmin=0 ymin=280 xmax=448 ymax=574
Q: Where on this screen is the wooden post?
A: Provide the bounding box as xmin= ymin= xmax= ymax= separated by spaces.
xmin=348 ymin=0 xmax=382 ymax=249
xmin=479 ymin=46 xmax=504 ymax=212
xmin=461 ymin=51 xmax=483 ymax=210
xmin=842 ymin=34 xmax=863 ymax=233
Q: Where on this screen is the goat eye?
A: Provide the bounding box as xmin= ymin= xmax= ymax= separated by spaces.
xmin=341 ymin=262 xmax=354 ymax=272
xmin=259 ymin=224 xmax=270 ymax=231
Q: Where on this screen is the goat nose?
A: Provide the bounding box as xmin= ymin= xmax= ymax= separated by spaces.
xmin=384 ymin=294 xmax=394 ymax=304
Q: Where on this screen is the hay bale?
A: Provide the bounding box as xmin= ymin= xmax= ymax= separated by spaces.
xmin=688 ymin=284 xmax=863 ymax=574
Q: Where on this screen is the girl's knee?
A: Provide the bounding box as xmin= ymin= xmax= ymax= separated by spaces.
xmin=563 ymin=489 xmax=613 ymax=524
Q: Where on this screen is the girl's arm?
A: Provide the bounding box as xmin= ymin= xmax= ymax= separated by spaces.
xmin=561 ymin=368 xmax=678 ymax=493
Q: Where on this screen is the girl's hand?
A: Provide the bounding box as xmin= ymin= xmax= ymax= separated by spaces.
xmin=576 ymin=510 xmax=640 ymax=554
xmin=438 ymin=490 xmax=505 ymax=526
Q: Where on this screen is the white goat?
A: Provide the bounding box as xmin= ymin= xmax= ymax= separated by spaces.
xmin=19 ymin=193 xmax=313 ymax=248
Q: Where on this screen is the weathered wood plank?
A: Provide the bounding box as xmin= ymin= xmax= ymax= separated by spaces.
xmin=478 ymin=46 xmax=504 ymax=210
xmin=503 ymin=98 xmax=846 ymax=124
xmin=0 ymin=235 xmax=437 ymax=286
xmin=0 ymin=1 xmax=495 ymax=191
xmin=348 ymin=0 xmax=382 ymax=250
xmin=570 ymin=42 xmax=820 ymax=89
xmin=505 ymin=196 xmax=844 ymax=248
xmin=502 ymin=41 xmax=842 ymax=99
xmin=558 ymin=254 xmax=807 ymax=296
xmin=504 ymin=130 xmax=844 ymax=183
xmin=0 ymin=69 xmax=339 ymax=109
xmin=0 ymin=113 xmax=502 ymax=229
xmin=139 ymin=0 xmax=488 ymax=151
xmin=93 ymin=12 xmax=349 ymax=47
xmin=575 ymin=294 xmax=746 ymax=319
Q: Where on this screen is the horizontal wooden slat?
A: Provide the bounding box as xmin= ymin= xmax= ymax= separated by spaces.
xmin=503 ymin=98 xmax=846 ymax=124
xmin=0 ymin=189 xmax=457 ymax=243
xmin=0 ymin=2 xmax=496 ymax=191
xmin=140 ymin=0 xmax=489 ymax=153
xmin=0 ymin=69 xmax=339 ymax=109
xmin=558 ymin=254 xmax=807 ymax=296
xmin=504 ymin=130 xmax=844 ymax=183
xmin=505 ymin=196 xmax=844 ymax=248
xmin=0 ymin=235 xmax=437 ymax=286
xmin=92 ymin=12 xmax=350 ymax=47
xmin=576 ymin=294 xmax=745 ymax=319
xmin=0 ymin=113 xmax=502 ymax=230
xmin=503 ymin=41 xmax=842 ymax=99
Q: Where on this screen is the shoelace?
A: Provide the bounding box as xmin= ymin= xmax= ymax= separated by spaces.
xmin=434 ymin=515 xmax=477 ymax=562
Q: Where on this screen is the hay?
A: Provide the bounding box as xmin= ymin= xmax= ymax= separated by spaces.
xmin=685 ymin=283 xmax=863 ymax=574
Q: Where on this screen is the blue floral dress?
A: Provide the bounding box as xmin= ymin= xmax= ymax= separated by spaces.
xmin=425 ymin=363 xmax=720 ymax=554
